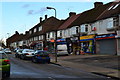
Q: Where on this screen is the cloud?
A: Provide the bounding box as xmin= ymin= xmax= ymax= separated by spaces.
xmin=27 ymin=7 xmax=47 ymax=15
xmin=28 ymin=10 xmax=34 ymax=15
xmin=22 ymin=4 xmax=30 ymax=8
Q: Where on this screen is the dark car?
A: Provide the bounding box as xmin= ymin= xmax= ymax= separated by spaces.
xmin=31 ymin=50 xmax=50 ymax=63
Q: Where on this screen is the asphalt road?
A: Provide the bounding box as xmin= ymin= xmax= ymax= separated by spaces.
xmin=2 ymin=54 xmax=115 ymax=80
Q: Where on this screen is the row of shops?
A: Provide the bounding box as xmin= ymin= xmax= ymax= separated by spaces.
xmin=29 ymin=33 xmax=119 ymax=55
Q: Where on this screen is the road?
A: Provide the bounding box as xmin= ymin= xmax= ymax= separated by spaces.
xmin=2 ymin=54 xmax=114 ymax=80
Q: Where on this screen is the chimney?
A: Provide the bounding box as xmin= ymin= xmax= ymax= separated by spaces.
xmin=15 ymin=31 xmax=19 ymax=34
xmin=69 ymin=12 xmax=76 ymax=17
xmin=45 ymin=15 xmax=47 ymax=20
xmin=40 ymin=17 xmax=42 ymax=22
xmin=25 ymin=31 xmax=29 ymax=35
xmin=94 ymin=2 xmax=103 ymax=8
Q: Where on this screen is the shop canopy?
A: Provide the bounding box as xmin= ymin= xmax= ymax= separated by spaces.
xmin=80 ymin=35 xmax=95 ymax=41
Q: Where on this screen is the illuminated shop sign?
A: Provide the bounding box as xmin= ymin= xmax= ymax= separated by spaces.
xmin=80 ymin=35 xmax=95 ymax=40
xmin=96 ymin=34 xmax=116 ymax=40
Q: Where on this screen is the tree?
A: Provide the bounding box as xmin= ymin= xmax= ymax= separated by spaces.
xmin=0 ymin=39 xmax=6 ymax=48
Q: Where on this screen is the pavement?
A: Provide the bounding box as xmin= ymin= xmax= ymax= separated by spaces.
xmin=50 ymin=54 xmax=120 ymax=79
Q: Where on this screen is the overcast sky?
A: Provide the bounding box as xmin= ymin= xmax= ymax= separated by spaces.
xmin=0 ymin=0 xmax=115 ymax=42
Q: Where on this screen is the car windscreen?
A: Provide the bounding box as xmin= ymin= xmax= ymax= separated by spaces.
xmin=25 ymin=50 xmax=34 ymax=52
xmin=18 ymin=49 xmax=23 ymax=52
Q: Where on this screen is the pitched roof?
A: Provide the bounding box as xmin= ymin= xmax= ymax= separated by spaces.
xmin=71 ymin=2 xmax=113 ymax=26
xmin=58 ymin=14 xmax=80 ymax=30
xmin=96 ymin=1 xmax=120 ymax=20
xmin=42 ymin=16 xmax=64 ymax=33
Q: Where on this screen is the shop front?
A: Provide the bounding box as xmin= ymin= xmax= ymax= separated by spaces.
xmin=47 ymin=39 xmax=55 ymax=52
xmin=29 ymin=41 xmax=43 ymax=50
xmin=80 ymin=35 xmax=95 ymax=54
xmin=95 ymin=33 xmax=116 ymax=55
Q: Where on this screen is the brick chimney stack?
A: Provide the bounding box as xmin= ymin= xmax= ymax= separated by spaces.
xmin=69 ymin=12 xmax=76 ymax=17
xmin=94 ymin=2 xmax=103 ymax=8
xmin=40 ymin=17 xmax=42 ymax=22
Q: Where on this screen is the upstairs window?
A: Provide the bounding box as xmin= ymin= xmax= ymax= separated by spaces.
xmin=60 ymin=31 xmax=62 ymax=37
xmin=47 ymin=33 xmax=50 ymax=38
xmin=76 ymin=27 xmax=79 ymax=34
xmin=113 ymin=17 xmax=119 ymax=27
xmin=85 ymin=25 xmax=88 ymax=32
xmin=39 ymin=26 xmax=42 ymax=31
xmin=52 ymin=32 xmax=54 ymax=37
xmin=29 ymin=31 xmax=32 ymax=34
xmin=34 ymin=28 xmax=37 ymax=33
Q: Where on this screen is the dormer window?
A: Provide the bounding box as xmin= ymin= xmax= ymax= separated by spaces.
xmin=112 ymin=3 xmax=120 ymax=9
xmin=108 ymin=5 xmax=114 ymax=10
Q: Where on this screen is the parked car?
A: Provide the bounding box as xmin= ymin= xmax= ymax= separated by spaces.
xmin=4 ymin=48 xmax=12 ymax=54
xmin=0 ymin=50 xmax=10 ymax=78
xmin=15 ymin=49 xmax=23 ymax=58
xmin=19 ymin=49 xmax=35 ymax=60
xmin=14 ymin=48 xmax=19 ymax=52
xmin=31 ymin=50 xmax=50 ymax=63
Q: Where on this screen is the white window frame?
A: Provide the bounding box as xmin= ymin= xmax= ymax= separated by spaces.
xmin=34 ymin=28 xmax=37 ymax=33
xmin=39 ymin=26 xmax=42 ymax=31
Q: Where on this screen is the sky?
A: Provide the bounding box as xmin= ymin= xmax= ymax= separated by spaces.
xmin=0 ymin=0 xmax=115 ymax=43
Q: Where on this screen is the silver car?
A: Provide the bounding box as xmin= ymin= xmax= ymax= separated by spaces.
xmin=19 ymin=49 xmax=35 ymax=60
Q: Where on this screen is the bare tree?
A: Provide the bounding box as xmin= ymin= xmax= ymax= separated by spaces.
xmin=0 ymin=39 xmax=5 ymax=48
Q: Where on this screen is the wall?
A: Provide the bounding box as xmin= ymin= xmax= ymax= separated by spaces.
xmin=90 ymin=18 xmax=115 ymax=35
xmin=117 ymin=31 xmax=120 ymax=55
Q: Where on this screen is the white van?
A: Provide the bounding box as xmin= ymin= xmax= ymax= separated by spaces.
xmin=57 ymin=44 xmax=68 ymax=56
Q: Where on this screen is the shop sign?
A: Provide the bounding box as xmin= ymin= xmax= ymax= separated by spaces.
xmin=96 ymin=34 xmax=116 ymax=40
xmin=57 ymin=39 xmax=66 ymax=42
xmin=80 ymin=35 xmax=95 ymax=40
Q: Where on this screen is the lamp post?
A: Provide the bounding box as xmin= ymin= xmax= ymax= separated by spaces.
xmin=46 ymin=7 xmax=57 ymax=62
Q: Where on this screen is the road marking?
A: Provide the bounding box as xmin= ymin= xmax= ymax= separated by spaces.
xmin=48 ymin=77 xmax=56 ymax=80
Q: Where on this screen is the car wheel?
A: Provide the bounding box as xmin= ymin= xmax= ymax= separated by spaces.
xmin=21 ymin=55 xmax=25 ymax=60
xmin=15 ymin=54 xmax=17 ymax=58
xmin=6 ymin=71 xmax=10 ymax=77
xmin=32 ymin=57 xmax=37 ymax=63
xmin=47 ymin=60 xmax=50 ymax=64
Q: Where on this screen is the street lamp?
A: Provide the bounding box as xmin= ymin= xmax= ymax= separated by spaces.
xmin=46 ymin=7 xmax=57 ymax=63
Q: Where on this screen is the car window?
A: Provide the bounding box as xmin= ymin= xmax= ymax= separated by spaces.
xmin=26 ymin=50 xmax=34 ymax=52
xmin=43 ymin=51 xmax=49 ymax=54
xmin=37 ymin=51 xmax=49 ymax=54
xmin=37 ymin=51 xmax=44 ymax=54
xmin=19 ymin=49 xmax=23 ymax=52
